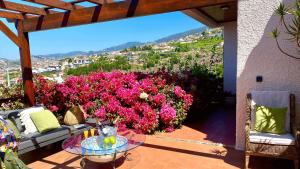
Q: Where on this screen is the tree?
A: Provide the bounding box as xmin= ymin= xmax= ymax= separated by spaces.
xmin=271 ymin=1 xmax=300 ymax=59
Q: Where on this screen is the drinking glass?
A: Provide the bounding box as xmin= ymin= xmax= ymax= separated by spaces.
xmin=83 ymin=130 xmax=89 ymax=139
xmin=90 ymin=128 xmax=95 ymax=137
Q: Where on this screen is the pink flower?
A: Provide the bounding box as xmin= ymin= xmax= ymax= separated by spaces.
xmin=116 ymin=122 xmax=127 ymax=132
xmin=160 ymin=104 xmax=176 ymax=124
xmin=106 ymin=99 xmax=120 ymax=113
xmin=100 ymin=92 xmax=114 ymax=102
xmin=183 ymin=94 xmax=193 ymax=109
xmin=49 ymin=105 xmax=59 ymax=112
xmin=33 ymin=71 xmax=193 ymax=134
xmin=165 ymin=126 xmax=175 ymax=132
xmin=118 ymin=107 xmax=139 ymax=123
xmin=83 ymin=101 xmax=96 ymax=111
xmin=95 ymin=106 xmax=106 ymax=119
xmin=153 ymin=93 xmax=166 ymax=106
xmin=174 ymin=86 xmax=186 ymax=98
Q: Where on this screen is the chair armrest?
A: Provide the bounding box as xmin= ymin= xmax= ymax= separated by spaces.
xmin=245 ymin=120 xmax=251 ymax=138
xmin=245 ymin=94 xmax=252 ymax=150
xmin=245 ymin=120 xmax=251 ymax=130
xmin=293 ymin=127 xmax=300 ymax=148
xmin=245 ymin=120 xmax=251 ymax=149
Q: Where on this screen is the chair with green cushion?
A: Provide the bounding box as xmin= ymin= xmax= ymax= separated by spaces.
xmin=245 ymin=91 xmax=299 ymax=169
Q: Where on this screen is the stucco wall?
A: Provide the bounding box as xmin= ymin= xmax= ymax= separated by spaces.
xmin=236 ymin=0 xmax=300 ymax=150
xmin=224 ymin=21 xmax=237 ymax=94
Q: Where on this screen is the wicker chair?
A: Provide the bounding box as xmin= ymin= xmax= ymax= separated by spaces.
xmin=245 ymin=91 xmax=300 ymax=169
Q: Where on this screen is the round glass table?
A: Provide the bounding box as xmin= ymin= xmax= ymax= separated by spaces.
xmin=62 ymin=129 xmax=146 ymax=169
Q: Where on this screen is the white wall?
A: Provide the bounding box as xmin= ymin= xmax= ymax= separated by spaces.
xmin=224 ymin=21 xmax=237 ymax=94
xmin=236 ymin=0 xmax=300 ymax=150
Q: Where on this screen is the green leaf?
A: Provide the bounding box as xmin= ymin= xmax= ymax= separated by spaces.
xmin=275 ymin=2 xmax=290 ymax=21
xmin=270 ymin=28 xmax=280 ymax=38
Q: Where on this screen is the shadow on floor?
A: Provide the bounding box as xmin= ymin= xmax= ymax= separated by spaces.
xmin=249 ymin=156 xmax=294 ymax=169
xmin=184 ymin=104 xmax=236 ymax=146
xmin=142 ymin=142 xmax=295 ymax=169
xmin=142 ymin=142 xmax=243 ymax=168
xmin=20 ymin=142 xmax=63 ymax=164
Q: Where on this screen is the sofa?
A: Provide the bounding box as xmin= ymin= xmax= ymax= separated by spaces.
xmin=0 ymin=109 xmax=91 ymax=155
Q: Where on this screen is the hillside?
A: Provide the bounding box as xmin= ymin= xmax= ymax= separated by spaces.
xmin=0 ymin=58 xmax=20 ymax=71
xmin=66 ymin=28 xmax=224 ymax=76
xmin=155 ymin=27 xmax=207 ymax=43
xmin=30 ymin=26 xmax=208 ymax=60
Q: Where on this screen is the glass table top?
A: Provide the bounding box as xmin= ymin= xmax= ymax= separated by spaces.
xmin=62 ymin=128 xmax=146 ymax=156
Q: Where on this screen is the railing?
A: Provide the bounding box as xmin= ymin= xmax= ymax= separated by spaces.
xmin=0 ymin=96 xmax=24 ymax=105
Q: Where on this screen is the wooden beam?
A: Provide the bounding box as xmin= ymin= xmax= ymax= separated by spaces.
xmin=0 ymin=10 xmax=24 ymax=19
xmin=16 ymin=20 xmax=36 ymax=106
xmin=182 ymin=9 xmax=219 ymax=28
xmin=74 ymin=0 xmax=114 ymax=5
xmin=24 ymin=0 xmax=83 ymax=10
xmin=0 ymin=20 xmax=20 ymax=46
xmin=0 ymin=0 xmax=47 ymax=15
xmin=85 ymin=0 xmax=113 ymax=5
xmin=22 ymin=0 xmax=236 ymax=32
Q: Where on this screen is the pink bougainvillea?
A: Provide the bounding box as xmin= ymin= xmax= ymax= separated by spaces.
xmin=95 ymin=106 xmax=106 ymax=119
xmin=34 ymin=71 xmax=193 ymax=134
xmin=160 ymin=104 xmax=177 ymax=124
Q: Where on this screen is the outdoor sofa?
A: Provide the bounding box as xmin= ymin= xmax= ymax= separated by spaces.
xmin=0 ymin=108 xmax=91 ymax=155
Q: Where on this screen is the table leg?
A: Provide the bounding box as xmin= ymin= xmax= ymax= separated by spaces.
xmin=112 ymin=151 xmax=117 ymax=169
xmin=80 ymin=157 xmax=86 ymax=169
xmin=124 ymin=151 xmax=133 ymax=161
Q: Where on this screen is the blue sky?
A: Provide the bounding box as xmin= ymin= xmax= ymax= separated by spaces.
xmin=0 ymin=11 xmax=203 ymax=60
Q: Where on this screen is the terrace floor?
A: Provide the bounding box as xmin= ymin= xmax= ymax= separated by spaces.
xmin=21 ymin=105 xmax=295 ymax=169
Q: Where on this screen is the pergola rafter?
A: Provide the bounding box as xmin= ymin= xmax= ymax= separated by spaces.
xmin=85 ymin=0 xmax=114 ymax=5
xmin=0 ymin=0 xmax=237 ymax=106
xmin=0 ymin=0 xmax=48 ymax=15
xmin=0 ymin=20 xmax=20 ymax=46
xmin=0 ymin=10 xmax=25 ymax=20
xmin=22 ymin=0 xmax=236 ymax=32
xmin=24 ymin=0 xmax=83 ymax=10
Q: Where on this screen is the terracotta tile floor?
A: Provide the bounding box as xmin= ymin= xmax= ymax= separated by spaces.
xmin=21 ymin=106 xmax=294 ymax=169
xmin=158 ymin=105 xmax=236 ymax=147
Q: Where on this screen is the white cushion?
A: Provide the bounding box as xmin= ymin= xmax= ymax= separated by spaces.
xmin=20 ymin=107 xmax=44 ymax=134
xmin=250 ymin=91 xmax=290 ymax=132
xmin=249 ymin=131 xmax=295 ymax=145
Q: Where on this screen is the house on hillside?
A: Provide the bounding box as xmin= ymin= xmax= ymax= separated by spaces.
xmin=73 ymin=56 xmax=92 ymax=66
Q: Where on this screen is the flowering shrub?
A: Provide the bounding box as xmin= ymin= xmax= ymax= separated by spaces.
xmin=35 ymin=71 xmax=193 ymax=134
xmin=0 ymin=84 xmax=24 ymax=111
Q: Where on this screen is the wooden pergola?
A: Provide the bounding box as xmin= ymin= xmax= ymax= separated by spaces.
xmin=0 ymin=0 xmax=237 ymax=106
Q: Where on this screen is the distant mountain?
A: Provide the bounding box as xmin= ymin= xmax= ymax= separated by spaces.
xmin=32 ymin=26 xmax=208 ymax=60
xmin=155 ymin=27 xmax=207 ymax=43
xmin=102 ymin=42 xmax=145 ymax=52
xmin=32 ymin=42 xmax=145 ymax=60
xmin=0 ymin=57 xmax=20 ymax=70
xmin=33 ymin=51 xmax=93 ymax=60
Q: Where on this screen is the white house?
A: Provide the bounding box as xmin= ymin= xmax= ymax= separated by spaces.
xmin=234 ymin=0 xmax=300 ymax=150
xmin=185 ymin=0 xmax=300 ymax=150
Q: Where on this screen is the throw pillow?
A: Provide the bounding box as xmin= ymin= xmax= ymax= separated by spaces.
xmin=7 ymin=111 xmax=24 ymax=132
xmin=30 ymin=110 xmax=60 ymax=133
xmin=19 ymin=107 xmax=44 ymax=134
xmin=254 ymin=105 xmax=287 ymax=134
xmin=5 ymin=119 xmax=20 ymax=139
xmin=10 ymin=116 xmax=24 ymax=133
xmin=63 ymin=106 xmax=85 ymax=126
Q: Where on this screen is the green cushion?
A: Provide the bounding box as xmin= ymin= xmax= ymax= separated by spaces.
xmin=30 ymin=110 xmax=61 ymax=133
xmin=5 ymin=119 xmax=20 ymax=139
xmin=254 ymin=105 xmax=287 ymax=134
